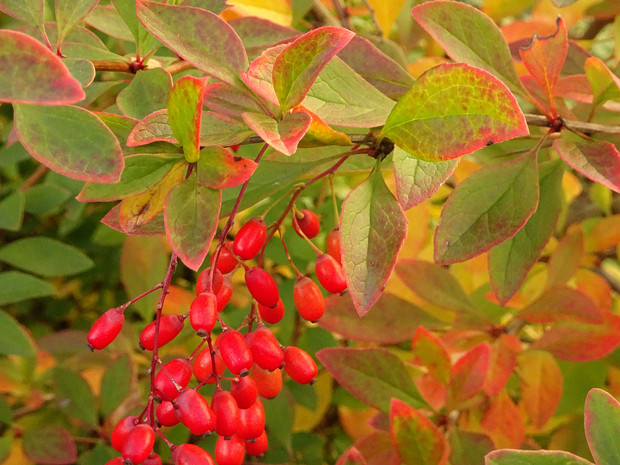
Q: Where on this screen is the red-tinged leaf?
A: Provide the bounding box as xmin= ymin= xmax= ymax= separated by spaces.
xmin=553 ymin=132 xmax=620 ymax=194
xmin=0 ymin=0 xmax=44 ymax=28
xmin=575 ymin=269 xmax=613 ymax=312
xmin=393 ymin=147 xmax=458 ymax=210
xmin=294 ymin=105 xmax=352 ymax=148
xmin=355 ymin=431 xmax=400 ymax=465
xmin=519 ymin=286 xmax=604 ymax=324
xmin=390 ymin=398 xmax=450 ymax=465
xmin=517 ymin=350 xmax=562 ymax=428
xmin=411 ymin=326 xmax=451 ymax=384
xmin=14 ymin=104 xmax=123 ymax=183
xmin=447 ymin=343 xmax=490 ymax=408
xmin=481 ymin=390 xmax=525 ymax=448
xmin=203 ymin=82 xmax=264 ymax=118
xmin=229 ymin=16 xmax=299 ymax=59
xmin=319 ymin=292 xmax=441 ymax=345
xmin=317 ymin=347 xmax=426 ymax=412
xmin=101 ymin=204 xmax=165 ymax=236
xmin=520 ymin=74 xmax=554 ymax=116
xmin=22 ymin=425 xmax=77 ymax=465
xmin=196 ymin=146 xmax=257 ymax=189
xmin=117 ymin=68 xmax=172 ymax=120
xmin=585 ymin=388 xmax=620 ymax=465
xmin=382 ymin=63 xmax=528 ymax=162
xmin=136 ymin=1 xmax=248 ymax=86
xmin=585 ymin=56 xmax=620 ymax=111
xmin=415 ymin=372 xmax=447 ymax=411
xmin=489 ymin=159 xmax=564 ymax=304
xmin=240 ymin=44 xmax=283 ymax=107
xmin=483 ymin=334 xmax=521 ymax=398
xmin=449 ymin=430 xmax=494 ymax=465
xmin=531 ymin=313 xmax=620 ymax=361
xmin=486 ymin=449 xmax=595 ymax=465
xmin=585 ymin=215 xmax=620 ymax=253
xmin=412 ymin=0 xmax=523 ymax=95
xmin=555 ymin=75 xmax=593 ymax=103
xmin=164 ymin=171 xmax=221 ymax=271
xmin=435 ymin=152 xmax=539 ymax=264
xmin=0 ymin=30 xmax=84 ymax=105
xmin=336 ymin=447 xmax=368 ymax=465
xmin=272 ymin=26 xmax=355 ymax=113
xmin=127 ymin=109 xmax=177 ymax=146
xmin=242 ymin=111 xmax=311 ymax=156
xmin=519 ymin=17 xmax=568 ymax=117
xmin=168 ymin=75 xmax=207 ymax=163
xmin=340 ymin=167 xmax=408 ymax=316
xmin=547 ymin=223 xmax=584 ymax=288
xmin=55 ymin=0 xmax=99 ymax=50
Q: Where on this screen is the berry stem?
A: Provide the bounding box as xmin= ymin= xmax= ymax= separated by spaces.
xmin=117 ymin=283 xmax=165 ymax=313
xmin=277 ymin=226 xmax=303 ymax=277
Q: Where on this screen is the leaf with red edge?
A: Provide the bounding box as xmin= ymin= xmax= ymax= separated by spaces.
xmin=435 ymin=152 xmax=538 ymax=265
xmin=127 ymin=110 xmax=177 ymax=146
xmin=483 ymin=334 xmax=521 ymax=398
xmin=354 ymin=431 xmax=400 ymax=465
xmin=547 ymin=224 xmax=584 ymax=288
xmin=575 ymin=269 xmax=613 ymax=311
xmin=519 ymin=286 xmax=604 ymax=324
xmin=240 ymin=44 xmax=283 ymax=106
xmin=585 ymin=215 xmax=620 ymax=253
xmin=480 ymin=390 xmax=525 ymax=448
xmin=585 ymin=388 xmax=620 ymax=465
xmin=242 ymin=111 xmax=311 ymax=156
xmin=520 ymin=75 xmax=554 ymax=116
xmin=319 ymin=292 xmax=441 ymax=345
xmin=317 ymin=347 xmax=426 ymax=412
xmin=14 ymin=104 xmax=123 ymax=183
xmin=55 ymin=0 xmax=99 ymax=50
xmin=22 ymin=425 xmax=77 ymax=465
xmin=390 ymin=398 xmax=450 ymax=465
xmin=196 ymin=146 xmax=257 ymax=189
xmin=519 ymin=17 xmax=568 ymax=117
xmin=447 ymin=343 xmax=490 ymax=408
xmin=117 ymin=68 xmax=172 ymax=120
xmin=531 ymin=313 xmax=620 ymax=362
xmin=164 ymin=171 xmax=221 ymax=271
xmin=340 ymin=167 xmax=408 ymax=316
xmin=0 ymin=30 xmax=84 ymax=105
xmin=585 ymin=56 xmax=620 ymax=111
xmin=336 ymin=447 xmax=368 ymax=465
xmin=553 ymin=132 xmax=620 ymax=194
xmin=486 ymin=449 xmax=594 ymax=465
xmin=295 ymin=105 xmax=352 ymax=148
xmin=272 ymin=26 xmax=354 ymax=113
xmin=102 ymin=204 xmax=165 ymax=236
xmin=381 ymin=63 xmax=528 ymax=162
xmin=203 ymin=83 xmax=264 ymax=118
xmin=168 ymin=76 xmax=207 ymax=163
xmin=415 ymin=372 xmax=447 ymax=412
xmin=411 ymin=326 xmax=451 ymax=384
xmin=517 ymin=350 xmax=562 ymax=429
xmin=136 ymin=0 xmax=248 ymax=86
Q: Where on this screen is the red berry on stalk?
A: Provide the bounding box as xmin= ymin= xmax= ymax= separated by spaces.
xmin=233 ymin=217 xmax=266 ymax=260
xmin=216 ymin=276 xmax=233 ymax=312
xmin=190 ymin=292 xmax=218 ymax=336
xmin=258 ymin=298 xmax=284 ymax=324
xmin=315 ymin=253 xmax=347 ymax=294
xmin=175 ymin=389 xmax=217 ymax=435
xmin=219 ymin=329 xmax=253 ymax=376
xmin=284 ymin=346 xmax=318 ymax=384
xmin=154 ymin=359 xmax=192 ymax=401
xmin=210 ymin=241 xmax=237 ymax=274
xmin=293 ymin=276 xmax=325 ymax=321
xmin=195 ymin=267 xmax=224 ymax=296
xmin=231 ymin=376 xmax=258 ymax=409
xmin=143 ymin=453 xmax=163 ymax=465
xmin=139 ymin=314 xmax=185 ymax=351
xmin=193 ymin=347 xmax=226 ymax=383
xmin=245 ymin=267 xmax=279 ymax=308
xmin=111 ymin=415 xmax=138 ymax=452
xmin=246 ymin=325 xmax=284 ymax=371
xmin=211 ymin=389 xmax=241 ymax=437
xmin=87 ymin=308 xmax=124 ymax=350
xmin=326 ymin=227 xmax=341 ymax=264
xmin=172 ymin=444 xmax=215 ymax=465
xmin=252 ymin=365 xmax=282 ymax=399
xmin=245 ymin=430 xmax=268 ymax=456
xmin=122 ymin=424 xmax=155 ymax=465
xmin=156 ymin=400 xmax=179 ymax=427
xmin=293 ymin=209 xmax=320 ymax=239
xmin=237 ymin=397 xmax=265 ymax=439
xmin=215 ymin=435 xmax=245 ymax=465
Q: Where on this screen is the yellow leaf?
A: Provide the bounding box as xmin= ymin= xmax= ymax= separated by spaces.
xmin=482 ymin=0 xmax=534 ymax=22
xmin=367 ymin=0 xmax=407 ymax=38
xmin=408 ymin=56 xmax=450 ymax=79
xmin=83 ymin=366 xmax=105 ymax=396
xmin=293 ymin=371 xmax=332 ymax=432
xmin=294 ymin=106 xmax=352 ymax=148
xmin=533 ymin=0 xmax=602 ymax=28
xmin=226 ymin=0 xmax=292 ymax=26
xmin=162 ymin=285 xmax=194 ymax=315
xmin=3 ymin=440 xmax=34 ymax=465
xmin=338 ymin=405 xmax=377 ymax=441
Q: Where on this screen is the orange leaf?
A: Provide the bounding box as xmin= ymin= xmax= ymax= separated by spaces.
xmin=447 ymin=343 xmax=490 ymax=409
xmin=411 ymin=326 xmax=451 ymax=384
xmin=480 ymin=390 xmax=525 ymax=448
xmin=517 ymin=350 xmax=562 ymax=428
xmin=483 ymin=334 xmax=521 ymax=397
xmin=546 ymin=223 xmax=584 ymax=287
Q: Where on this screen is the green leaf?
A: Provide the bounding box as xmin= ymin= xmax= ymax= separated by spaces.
xmin=168 ymin=75 xmax=207 ymax=163
xmin=0 ymin=0 xmax=44 ymax=29
xmin=317 ymin=347 xmax=426 ymax=412
xmin=585 ymin=56 xmax=620 ymax=111
xmin=204 ymin=82 xmax=265 ymax=117
xmin=485 ymin=450 xmax=594 ymax=465
xmin=585 ymin=388 xmax=620 ymax=465
xmin=117 ymin=68 xmax=172 ymax=120
xmin=196 ymin=146 xmax=257 ymax=189
xmin=76 ymin=443 xmax=118 ymax=465
xmin=0 ymin=237 xmax=93 ymax=277
xmin=24 ymin=184 xmax=71 ymax=216
xmin=0 ymin=437 xmax=9 ymax=463
xmin=85 ymin=5 xmax=135 ymax=41
xmin=449 ymin=430 xmax=494 ymax=465
xmin=53 ymin=367 xmax=98 ymax=426
xmin=0 ymin=191 xmax=25 ymax=231
xmin=63 ymin=58 xmax=95 ymax=87
xmin=435 ymin=152 xmax=539 ymax=264
xmin=23 ymin=425 xmax=77 ymax=465
xmin=14 ymin=104 xmax=124 ymax=183
xmin=489 ymin=160 xmax=564 ymax=304
xmin=242 ymin=111 xmax=311 ymax=156
xmin=0 ymin=309 xmax=36 ymax=357
xmin=273 ymin=26 xmax=354 ymax=113
xmin=382 ymin=63 xmax=528 ymax=161
xmin=100 ymin=355 xmax=132 ymax=416
xmin=0 ymin=30 xmax=84 ymax=104
xmin=164 ymin=171 xmax=221 ymax=271
xmin=340 ymin=167 xmax=408 ymax=316
xmin=55 ymin=0 xmax=99 ymax=49
xmin=136 ymin=0 xmax=248 ymax=86
xmin=0 ymin=271 xmax=55 ymax=306
xmin=412 ymin=0 xmax=523 ymax=95
xmin=111 ymin=0 xmax=160 ymax=57
xmin=229 ymin=16 xmax=299 ymax=59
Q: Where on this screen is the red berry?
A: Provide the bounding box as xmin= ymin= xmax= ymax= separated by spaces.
xmin=122 ymin=424 xmax=155 ymax=465
xmin=326 ymin=227 xmax=341 ymax=263
xmin=215 ymin=435 xmax=245 ymax=465
xmin=231 ymin=376 xmax=258 ymax=409
xmin=293 ymin=209 xmax=320 ymax=239
xmin=252 ymin=365 xmax=282 ymax=399
xmin=143 ymin=452 xmax=163 ymax=465
xmin=87 ymin=309 xmax=124 ymax=350
xmin=156 ymin=400 xmax=179 ymax=427
xmin=139 ymin=314 xmax=185 ymax=351
xmin=196 ymin=267 xmax=224 ymax=296
xmin=245 ymin=267 xmax=279 ymax=308
xmin=175 ymin=389 xmax=217 ymax=435
xmin=111 ymin=415 xmax=138 ymax=452
xmin=245 ymin=430 xmax=268 ymax=456
xmin=284 ymin=347 xmax=318 ymax=384
xmin=293 ymin=276 xmax=325 ymax=322
xmin=172 ymin=444 xmax=215 ymax=465
xmin=237 ymin=398 xmax=265 ymax=439
xmin=210 ymin=241 xmax=237 ymax=274
xmin=190 ymin=292 xmax=218 ymax=336
xmin=246 ymin=325 xmax=284 ymax=371
xmin=154 ymin=359 xmax=192 ymax=401
xmin=233 ymin=217 xmax=266 ymax=260
xmin=193 ymin=347 xmax=225 ymax=383
xmin=258 ymin=298 xmax=284 ymax=324
xmin=104 ymin=459 xmax=124 ymax=465
xmin=211 ymin=389 xmax=240 ymax=437
xmin=219 ymin=329 xmax=253 ymax=376
xmin=315 ymin=253 xmax=347 ymax=293
xmin=216 ymin=276 xmax=233 ymax=312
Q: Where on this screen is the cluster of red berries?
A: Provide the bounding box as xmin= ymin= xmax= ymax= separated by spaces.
xmin=87 ymin=208 xmax=346 ymax=465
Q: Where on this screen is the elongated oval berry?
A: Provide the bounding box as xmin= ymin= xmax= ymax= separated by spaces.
xmin=326 ymin=227 xmax=341 ymax=263
xmin=172 ymin=444 xmax=215 ymax=465
xmin=237 ymin=398 xmax=265 ymax=439
xmin=212 ymin=389 xmax=240 ymax=438
xmin=196 ymin=266 xmax=224 ymax=296
xmin=111 ymin=415 xmax=139 ymax=452
xmin=215 ymin=435 xmax=245 ymax=465
xmin=216 ymin=276 xmax=233 ymax=312
xmin=139 ymin=314 xmax=185 ymax=351
xmin=245 ymin=267 xmax=279 ymax=308
xmin=156 ymin=400 xmax=179 ymax=427
xmin=154 ymin=359 xmax=192 ymax=401
xmin=143 ymin=453 xmax=163 ymax=465
xmin=210 ymin=241 xmax=237 ymax=274
xmin=284 ymin=346 xmax=318 ymax=384
xmin=219 ymin=329 xmax=253 ymax=376
xmin=245 ymin=430 xmax=268 ymax=457
xmin=231 ymin=376 xmax=258 ymax=409
xmin=258 ymin=298 xmax=284 ymax=324
xmin=252 ymin=365 xmax=282 ymax=399
xmin=233 ymin=217 xmax=266 ymax=260
xmin=246 ymin=325 xmax=284 ymax=371
xmin=293 ymin=276 xmax=325 ymax=322
xmin=190 ymin=292 xmax=218 ymax=336
xmin=175 ymin=389 xmax=217 ymax=435
xmin=87 ymin=309 xmax=124 ymax=350
xmin=193 ymin=347 xmax=226 ymax=383
xmin=293 ymin=209 xmax=320 ymax=239
xmin=122 ymin=424 xmax=155 ymax=465
xmin=315 ymin=253 xmax=347 ymax=294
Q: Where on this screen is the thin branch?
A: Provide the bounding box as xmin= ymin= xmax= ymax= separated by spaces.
xmin=332 ymin=0 xmax=353 ymax=30
xmin=165 ymin=60 xmax=194 ymax=76
xmin=310 ymin=0 xmax=340 ymax=27
xmin=91 ymin=60 xmax=134 ymax=73
xmin=362 ymin=0 xmax=383 ymax=37
xmin=525 ymin=114 xmax=620 ymax=135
